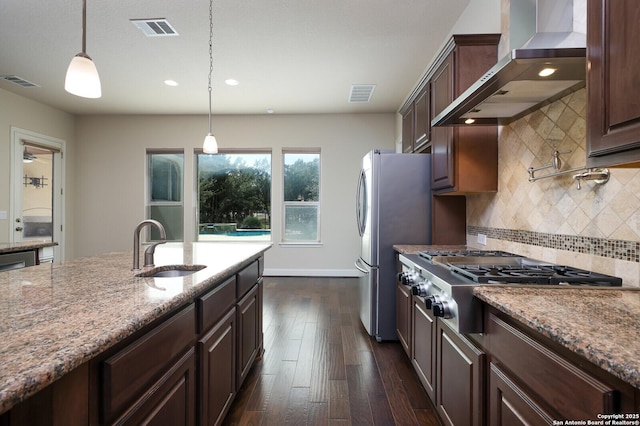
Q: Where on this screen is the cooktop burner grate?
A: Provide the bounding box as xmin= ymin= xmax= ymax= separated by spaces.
xmin=449 ymin=263 xmax=623 ymax=286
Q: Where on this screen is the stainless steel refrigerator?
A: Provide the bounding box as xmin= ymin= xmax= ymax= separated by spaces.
xmin=355 ymin=149 xmax=432 ymax=341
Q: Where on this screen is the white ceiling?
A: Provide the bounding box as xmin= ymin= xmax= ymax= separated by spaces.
xmin=0 ymin=0 xmax=470 ymax=116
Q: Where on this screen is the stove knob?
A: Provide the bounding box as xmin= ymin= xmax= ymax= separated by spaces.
xmin=411 ymin=281 xmax=431 ymax=296
xmin=424 ymin=295 xmax=440 ymax=309
xmin=432 ymin=301 xmax=452 ymax=319
xmin=401 ymin=271 xmax=419 ymax=286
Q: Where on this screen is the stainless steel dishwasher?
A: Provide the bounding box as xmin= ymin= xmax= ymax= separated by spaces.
xmin=0 ymin=251 xmax=36 ymax=271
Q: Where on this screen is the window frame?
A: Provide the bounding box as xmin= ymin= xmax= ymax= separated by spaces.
xmin=195 ymin=148 xmax=272 ymax=242
xmin=146 ymin=149 xmax=185 ymax=242
xmin=281 ymin=148 xmax=321 ymax=245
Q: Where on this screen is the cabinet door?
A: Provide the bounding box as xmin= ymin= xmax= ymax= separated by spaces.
xmin=396 ymin=281 xmax=412 ymax=356
xmin=115 ymin=348 xmax=196 ymax=426
xmin=587 ymin=0 xmax=640 ymax=166
xmin=237 ymin=284 xmax=259 ymax=388
xmin=414 ymin=85 xmax=431 ymax=152
xmin=431 ymin=53 xmax=455 ymax=190
xmin=411 ymin=296 xmax=436 ymax=401
xmin=402 ymin=105 xmax=415 ymax=153
xmin=436 ymin=320 xmax=485 ymax=426
xmin=488 ymin=363 xmax=553 ymax=426
xmin=198 ymin=307 xmax=236 ymax=426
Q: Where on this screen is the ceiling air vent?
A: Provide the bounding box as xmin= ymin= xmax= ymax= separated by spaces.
xmin=349 ymin=84 xmax=375 ymax=103
xmin=1 ymin=75 xmax=39 ymax=88
xmin=131 ymin=19 xmax=179 ymax=37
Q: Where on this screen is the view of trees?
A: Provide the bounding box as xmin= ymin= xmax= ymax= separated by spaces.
xmin=198 ymin=154 xmax=271 ymax=230
xmin=284 ymin=156 xmax=319 ymax=201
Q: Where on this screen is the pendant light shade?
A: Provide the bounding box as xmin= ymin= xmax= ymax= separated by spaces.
xmin=65 ymin=0 xmax=101 ymax=99
xmin=202 ymin=0 xmax=218 ymax=154
xmin=203 ymin=133 xmax=218 ymax=154
xmin=65 ymin=53 xmax=101 ymax=98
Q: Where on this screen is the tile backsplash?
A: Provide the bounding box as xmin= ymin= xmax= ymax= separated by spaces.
xmin=466 ymin=88 xmax=640 ymax=286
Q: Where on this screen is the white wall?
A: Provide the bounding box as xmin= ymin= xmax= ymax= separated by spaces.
xmin=74 ymin=113 xmax=395 ymax=275
xmin=0 ymin=88 xmax=76 ymax=256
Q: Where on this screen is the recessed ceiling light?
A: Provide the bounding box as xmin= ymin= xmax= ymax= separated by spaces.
xmin=225 ymin=79 xmax=239 ymax=86
xmin=266 ymin=108 xmax=274 ymax=114
xmin=464 ymin=118 xmax=475 ymax=124
xmin=164 ymin=80 xmax=178 ymax=86
xmin=538 ymin=68 xmax=556 ymax=77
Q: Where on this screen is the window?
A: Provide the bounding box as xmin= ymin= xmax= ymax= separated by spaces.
xmin=283 ymin=150 xmax=320 ymax=242
xmin=196 ymin=150 xmax=271 ymax=241
xmin=147 ymin=151 xmax=184 ymax=241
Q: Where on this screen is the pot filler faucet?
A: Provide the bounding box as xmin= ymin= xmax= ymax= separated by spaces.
xmin=132 ymin=219 xmax=167 ymax=271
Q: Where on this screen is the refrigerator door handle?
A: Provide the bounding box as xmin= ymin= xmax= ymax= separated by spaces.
xmin=354 ymin=258 xmax=369 ymax=274
xmin=355 ymin=169 xmax=366 ymax=237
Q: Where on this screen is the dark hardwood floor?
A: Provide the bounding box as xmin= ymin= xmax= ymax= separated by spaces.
xmin=223 ymin=276 xmax=441 ymax=426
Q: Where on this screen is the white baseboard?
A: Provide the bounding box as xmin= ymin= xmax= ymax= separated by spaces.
xmin=263 ymin=268 xmax=362 ymax=277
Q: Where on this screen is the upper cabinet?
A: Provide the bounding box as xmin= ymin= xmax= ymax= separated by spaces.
xmin=587 ymin=0 xmax=640 ymax=167
xmin=401 ymin=84 xmax=431 ymax=153
xmin=430 ymin=35 xmax=501 ymax=194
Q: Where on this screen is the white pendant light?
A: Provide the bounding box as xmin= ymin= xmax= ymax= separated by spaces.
xmin=202 ymin=0 xmax=218 ymax=154
xmin=65 ymin=0 xmax=101 ymax=98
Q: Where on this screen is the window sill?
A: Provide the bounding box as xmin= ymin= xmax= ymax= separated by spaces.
xmin=279 ymin=242 xmax=323 ymax=248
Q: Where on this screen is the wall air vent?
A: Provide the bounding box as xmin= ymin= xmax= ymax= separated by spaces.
xmin=349 ymin=84 xmax=376 ymax=103
xmin=130 ymin=19 xmax=179 ymax=36
xmin=1 ymin=75 xmax=39 ymax=88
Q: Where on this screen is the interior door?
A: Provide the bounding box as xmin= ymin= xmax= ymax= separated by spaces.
xmin=11 ymin=127 xmax=65 ymax=262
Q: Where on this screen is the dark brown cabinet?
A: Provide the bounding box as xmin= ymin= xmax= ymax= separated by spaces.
xmin=395 ymin=278 xmax=412 ymax=356
xmin=411 ymin=295 xmax=437 ymax=402
xmin=198 ymin=308 xmax=236 ymax=426
xmin=197 ymin=275 xmax=238 ymax=426
xmin=402 ymin=104 xmax=415 ymax=153
xmin=430 ymin=34 xmax=500 ymax=194
xmin=237 ymin=282 xmax=260 ymax=388
xmin=436 ymin=319 xmax=485 ymax=426
xmin=485 ymin=309 xmax=637 ymax=422
xmin=488 ymin=363 xmax=553 ymax=426
xmin=401 ymin=84 xmax=431 ymax=153
xmin=102 ymin=304 xmax=197 ymax=425
xmin=587 ymin=0 xmax=640 ymax=167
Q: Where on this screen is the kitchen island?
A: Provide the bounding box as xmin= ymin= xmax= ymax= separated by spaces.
xmin=0 ymin=242 xmax=270 ymax=422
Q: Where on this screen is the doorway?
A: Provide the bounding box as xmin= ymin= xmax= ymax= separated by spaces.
xmin=10 ymin=127 xmax=65 ymax=262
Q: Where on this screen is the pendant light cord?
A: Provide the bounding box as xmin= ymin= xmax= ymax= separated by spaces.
xmin=81 ymin=0 xmax=87 ymax=54
xmin=207 ymin=0 xmax=213 ymax=134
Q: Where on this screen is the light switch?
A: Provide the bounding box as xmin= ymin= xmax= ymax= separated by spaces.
xmin=0 ymin=211 xmax=7 ymax=220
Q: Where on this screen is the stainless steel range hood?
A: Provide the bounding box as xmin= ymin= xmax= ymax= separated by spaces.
xmin=432 ymin=0 xmax=586 ymax=126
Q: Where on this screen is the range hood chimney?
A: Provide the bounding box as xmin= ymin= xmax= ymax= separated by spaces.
xmin=432 ymin=0 xmax=586 ymax=126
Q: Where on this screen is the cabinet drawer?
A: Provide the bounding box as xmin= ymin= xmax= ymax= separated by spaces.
xmin=198 ymin=276 xmax=237 ymax=333
xmin=486 ymin=312 xmax=616 ymax=419
xmin=102 ymin=304 xmax=196 ymax=421
xmin=237 ymin=259 xmax=259 ymax=298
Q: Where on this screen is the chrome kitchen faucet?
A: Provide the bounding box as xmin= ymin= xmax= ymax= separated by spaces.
xmin=132 ymin=219 xmax=167 ymax=271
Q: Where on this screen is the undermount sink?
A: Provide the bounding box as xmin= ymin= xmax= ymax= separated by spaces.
xmin=135 ymin=264 xmax=207 ymax=278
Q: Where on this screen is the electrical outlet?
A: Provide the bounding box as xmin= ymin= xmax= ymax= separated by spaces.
xmin=477 ymin=233 xmax=487 ymax=246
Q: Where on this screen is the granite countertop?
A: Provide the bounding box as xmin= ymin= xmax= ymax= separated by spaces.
xmin=393 ymin=244 xmax=468 ymax=255
xmin=0 ymin=241 xmax=58 ymax=254
xmin=0 ymin=242 xmax=271 ymax=415
xmin=475 ymin=286 xmax=640 ymax=389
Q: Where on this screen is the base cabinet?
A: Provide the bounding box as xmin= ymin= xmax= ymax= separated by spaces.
xmin=237 ymin=281 xmax=260 ymax=388
xmin=436 ymin=320 xmax=485 ymax=426
xmin=488 ymin=363 xmax=553 ymax=426
xmin=198 ymin=308 xmax=236 ymax=426
xmin=395 ymin=278 xmax=412 ymax=356
xmin=411 ymin=295 xmax=436 ymax=402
